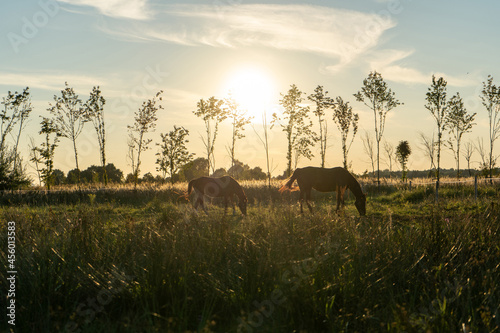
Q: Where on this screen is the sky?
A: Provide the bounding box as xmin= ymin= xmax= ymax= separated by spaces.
xmin=2 ymin=0 xmax=500 ymax=179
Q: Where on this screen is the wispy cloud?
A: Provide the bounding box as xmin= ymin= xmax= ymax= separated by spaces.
xmin=368 ymin=49 xmax=429 ymax=84
xmin=367 ymin=49 xmax=477 ymax=87
xmin=0 ymin=71 xmax=105 ymax=92
xmin=97 ymin=4 xmax=396 ymax=69
xmin=58 ymin=0 xmax=150 ymax=20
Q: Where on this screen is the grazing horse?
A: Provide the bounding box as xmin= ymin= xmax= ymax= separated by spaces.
xmin=186 ymin=176 xmax=247 ymax=215
xmin=279 ymin=166 xmax=366 ymax=216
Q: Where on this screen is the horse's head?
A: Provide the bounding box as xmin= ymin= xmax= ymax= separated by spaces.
xmin=238 ymin=196 xmax=248 ymax=216
xmin=355 ymin=193 xmax=366 ymax=216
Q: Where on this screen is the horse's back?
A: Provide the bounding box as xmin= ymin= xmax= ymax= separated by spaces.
xmin=191 ymin=175 xmax=240 ymax=197
xmin=296 ymin=166 xmax=353 ymax=192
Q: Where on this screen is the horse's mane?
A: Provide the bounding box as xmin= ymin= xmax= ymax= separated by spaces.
xmin=234 ymin=179 xmax=248 ymax=201
xmin=345 ymin=171 xmax=364 ymax=199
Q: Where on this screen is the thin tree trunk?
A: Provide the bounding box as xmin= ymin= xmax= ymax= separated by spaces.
xmin=231 ymin=119 xmax=236 ymax=176
xmin=99 ymin=128 xmax=107 ymax=185
xmin=323 ymin=122 xmax=327 ymax=168
xmin=102 ymin=151 xmax=108 ymax=185
xmin=437 ymin=131 xmax=441 ymax=182
xmin=377 ymin=140 xmax=380 ymax=186
xmin=73 ymin=137 xmax=81 ymax=184
xmin=135 ymin=132 xmax=143 ymax=189
xmin=372 ymin=98 xmax=380 ymax=187
xmin=287 ymin=128 xmax=292 ymax=177
xmin=489 ymin=140 xmax=494 ymax=179
xmin=12 ymin=117 xmax=25 ymax=175
xmin=489 ymin=112 xmax=493 ymax=179
xmin=342 ymin=136 xmax=347 ymax=169
xmin=265 ymin=134 xmax=271 ymax=189
xmin=318 ymin=115 xmax=325 ymax=168
xmin=170 ymin=161 xmax=174 ymax=185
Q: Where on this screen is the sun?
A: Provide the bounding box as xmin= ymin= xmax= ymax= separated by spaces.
xmin=222 ymin=67 xmax=276 ymax=120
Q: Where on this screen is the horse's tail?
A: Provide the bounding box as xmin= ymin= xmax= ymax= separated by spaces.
xmin=185 ymin=180 xmax=195 ymax=201
xmin=170 ymin=189 xmax=188 ymax=203
xmin=279 ymin=170 xmax=300 ymax=193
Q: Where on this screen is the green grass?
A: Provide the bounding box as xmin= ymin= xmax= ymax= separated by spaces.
xmin=1 ymin=183 xmax=500 ymax=332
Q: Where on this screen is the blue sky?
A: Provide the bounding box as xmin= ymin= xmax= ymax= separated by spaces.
xmin=2 ymin=0 xmax=499 ymax=177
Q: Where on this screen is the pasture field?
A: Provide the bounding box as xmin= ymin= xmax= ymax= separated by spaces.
xmin=1 ymin=182 xmax=500 ymax=332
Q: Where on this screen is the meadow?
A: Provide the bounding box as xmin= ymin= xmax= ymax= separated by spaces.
xmin=1 ymin=181 xmax=499 ymax=332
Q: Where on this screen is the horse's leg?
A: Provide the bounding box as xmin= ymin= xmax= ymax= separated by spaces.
xmin=200 ymin=195 xmax=208 ymax=215
xmin=193 ymin=193 xmax=198 ymax=209
xmin=230 ymin=195 xmax=236 ymax=216
xmin=336 ymin=186 xmax=341 ymax=213
xmin=224 ymin=196 xmax=228 ymax=215
xmin=341 ymin=186 xmax=346 ymax=208
xmin=299 ymin=190 xmax=304 ymax=214
xmin=193 ymin=192 xmax=200 ymax=211
xmin=306 ymin=189 xmax=313 ymax=213
xmin=336 ymin=186 xmax=346 ymax=214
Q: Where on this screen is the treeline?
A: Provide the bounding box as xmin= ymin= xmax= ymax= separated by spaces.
xmin=40 ymin=159 xmax=267 ymax=186
xmin=2 ymin=71 xmax=500 ymax=190
xmin=361 ymin=167 xmax=500 ymax=180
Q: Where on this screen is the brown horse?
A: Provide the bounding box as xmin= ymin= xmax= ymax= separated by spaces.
xmin=186 ymin=176 xmax=247 ymax=215
xmin=279 ymin=166 xmax=366 ymax=216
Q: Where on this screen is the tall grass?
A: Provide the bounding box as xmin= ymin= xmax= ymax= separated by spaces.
xmin=0 ymin=183 xmax=499 ymax=332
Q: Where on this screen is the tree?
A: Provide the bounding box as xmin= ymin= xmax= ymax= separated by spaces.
xmin=361 ymin=131 xmax=375 ymax=176
xmin=293 ymin=137 xmax=313 ymax=170
xmin=1 ymin=93 xmax=17 ymax=152
xmin=127 ymin=90 xmax=163 ymax=188
xmin=193 ymin=97 xmax=227 ymax=175
xmin=227 ymin=160 xmax=267 ymax=180
xmin=308 ymin=85 xmax=333 ymax=167
xmin=225 ymin=95 xmax=252 ymax=176
xmin=48 ymin=82 xmax=87 ymax=183
xmin=331 ymin=96 xmax=359 ymax=169
xmin=463 ymin=141 xmax=474 ymax=176
xmin=9 ymin=88 xmax=32 ymax=177
xmin=248 ymin=166 xmax=267 ymax=180
xmin=67 ymin=169 xmax=80 ymax=184
xmin=479 ymin=75 xmax=500 ymax=178
xmin=1 ymin=88 xmax=32 ymax=154
xmin=67 ymin=164 xmax=123 ymax=184
xmin=354 ymin=71 xmax=401 ymax=187
xmin=1 ymin=88 xmax=32 ymax=189
xmin=445 ymin=93 xmax=476 ymax=178
xmin=418 ymin=132 xmax=436 ymax=177
xmin=252 ymin=111 xmax=275 ymax=188
xmin=126 ymin=135 xmax=136 ymax=180
xmin=156 ymin=125 xmax=194 ymax=184
xmin=28 ymin=137 xmax=42 ymax=186
xmin=84 ymin=86 xmax=108 ymax=184
xmin=425 ymin=75 xmax=448 ymax=183
xmin=383 ymin=141 xmax=395 ymax=177
xmin=395 ymin=140 xmax=411 ymax=182
xmin=142 ymin=172 xmax=155 ymax=183
xmin=52 ymin=169 xmax=66 ymax=185
xmin=272 ymin=84 xmax=317 ymax=177
xmin=125 ymin=173 xmax=136 ymax=184
xmin=0 ymin=150 xmax=15 ymax=190
xmin=181 ymin=157 xmax=209 ymax=181
xmin=475 ymin=137 xmax=489 ymax=175
xmin=31 ymin=118 xmax=59 ymax=190
xmin=211 ymin=167 xmax=227 ymax=178
xmin=104 ymin=163 xmax=124 ymax=183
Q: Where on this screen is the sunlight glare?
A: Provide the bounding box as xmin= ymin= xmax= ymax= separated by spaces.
xmin=223 ymin=67 xmax=276 ymax=121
